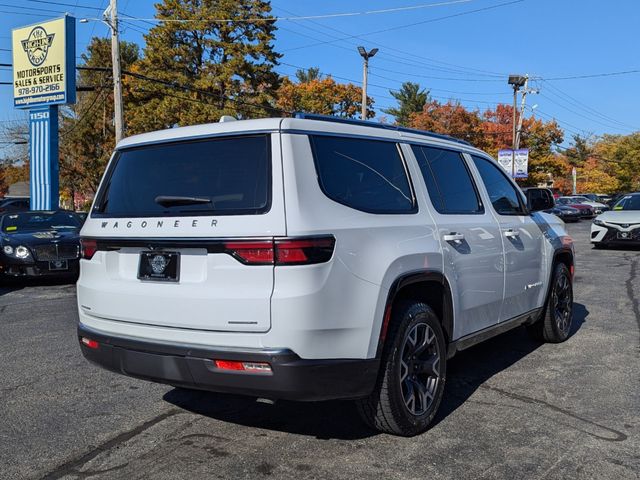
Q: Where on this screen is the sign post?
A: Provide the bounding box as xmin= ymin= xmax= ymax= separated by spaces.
xmin=12 ymin=15 xmax=75 ymax=210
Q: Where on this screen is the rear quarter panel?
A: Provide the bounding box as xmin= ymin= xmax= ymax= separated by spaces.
xmin=277 ymin=133 xmax=443 ymax=359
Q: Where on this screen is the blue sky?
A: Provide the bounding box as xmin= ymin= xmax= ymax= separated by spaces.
xmin=1 ymin=0 xmax=639 ymax=144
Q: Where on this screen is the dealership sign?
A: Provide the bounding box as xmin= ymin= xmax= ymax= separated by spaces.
xmin=12 ymin=16 xmax=76 ymax=211
xmin=497 ymin=148 xmax=529 ymax=178
xmin=12 ymin=16 xmax=75 ymax=108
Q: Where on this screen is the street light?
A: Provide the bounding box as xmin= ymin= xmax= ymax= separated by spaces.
xmin=357 ymin=46 xmax=378 ymax=120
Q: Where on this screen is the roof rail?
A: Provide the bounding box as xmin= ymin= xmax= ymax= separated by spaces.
xmin=293 ymin=112 xmax=472 ymax=146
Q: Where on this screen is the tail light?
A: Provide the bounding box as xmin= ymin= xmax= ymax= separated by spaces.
xmin=223 ymin=241 xmax=274 ymax=265
xmin=81 ymin=337 xmax=99 ymax=349
xmin=80 ymin=238 xmax=98 ymax=260
xmin=275 ymin=237 xmax=335 ymax=265
xmin=214 ymin=359 xmax=272 ymax=373
xmin=223 ymin=236 xmax=335 ymax=266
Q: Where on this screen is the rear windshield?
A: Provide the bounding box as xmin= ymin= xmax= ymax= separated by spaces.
xmin=93 ymin=135 xmax=271 ymax=217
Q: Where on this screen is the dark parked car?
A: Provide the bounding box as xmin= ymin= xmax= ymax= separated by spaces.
xmin=0 ymin=210 xmax=83 ymax=279
xmin=556 ymin=197 xmax=595 ymax=218
xmin=545 ymin=205 xmax=582 ymax=222
xmin=0 ymin=197 xmax=30 ymax=215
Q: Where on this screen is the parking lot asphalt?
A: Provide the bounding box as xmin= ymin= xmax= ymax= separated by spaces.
xmin=0 ymin=221 xmax=638 ymax=480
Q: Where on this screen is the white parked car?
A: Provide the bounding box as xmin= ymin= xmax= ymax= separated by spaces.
xmin=77 ymin=114 xmax=575 ymax=436
xmin=591 ymin=193 xmax=640 ymax=248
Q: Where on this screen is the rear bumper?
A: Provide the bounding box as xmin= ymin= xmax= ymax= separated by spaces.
xmin=78 ymin=324 xmax=379 ymax=401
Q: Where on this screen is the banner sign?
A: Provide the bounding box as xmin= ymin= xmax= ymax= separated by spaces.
xmin=29 ymin=106 xmax=59 ymax=210
xmin=497 ymin=149 xmax=513 ymax=174
xmin=497 ymin=149 xmax=529 ymax=178
xmin=513 ymin=148 xmax=529 ymax=178
xmin=12 ymin=16 xmax=75 ymax=109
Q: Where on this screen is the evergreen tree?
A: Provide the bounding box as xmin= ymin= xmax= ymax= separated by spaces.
xmin=59 ymin=38 xmax=140 ymax=197
xmin=127 ymin=0 xmax=281 ymax=133
xmin=382 ymin=82 xmax=430 ymax=126
xmin=295 ymin=67 xmax=321 ymax=83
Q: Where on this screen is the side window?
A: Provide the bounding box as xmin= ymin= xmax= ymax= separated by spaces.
xmin=471 ymin=155 xmax=526 ymax=215
xmin=411 ymin=145 xmax=483 ymax=214
xmin=310 ymin=135 xmax=416 ymax=214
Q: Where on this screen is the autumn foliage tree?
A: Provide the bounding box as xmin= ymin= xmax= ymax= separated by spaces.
xmin=406 ymin=100 xmax=564 ymax=186
xmin=275 ymin=75 xmax=374 ymax=118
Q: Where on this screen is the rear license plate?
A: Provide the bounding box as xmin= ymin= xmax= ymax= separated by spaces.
xmin=138 ymin=251 xmax=180 ymax=282
xmin=49 ymin=260 xmax=68 ymax=271
xmin=617 ymin=232 xmax=632 ymax=240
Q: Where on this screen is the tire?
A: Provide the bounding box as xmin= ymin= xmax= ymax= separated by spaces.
xmin=357 ymin=301 xmax=446 ymax=436
xmin=528 ymin=263 xmax=573 ymax=343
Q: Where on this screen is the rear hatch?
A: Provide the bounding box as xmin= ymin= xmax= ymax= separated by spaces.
xmin=78 ymin=133 xmax=285 ymax=333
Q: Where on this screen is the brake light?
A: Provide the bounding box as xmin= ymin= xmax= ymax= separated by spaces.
xmin=223 ymin=236 xmax=335 ymax=266
xmin=275 ymin=237 xmax=335 ymax=265
xmin=223 ymin=241 xmax=274 ymax=265
xmin=80 ymin=238 xmax=98 ymax=260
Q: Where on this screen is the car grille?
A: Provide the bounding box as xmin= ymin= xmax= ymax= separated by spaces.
xmin=32 ymin=244 xmax=79 ymax=261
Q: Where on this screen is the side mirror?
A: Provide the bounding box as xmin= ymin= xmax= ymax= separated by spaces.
xmin=525 ymin=188 xmax=555 ymax=212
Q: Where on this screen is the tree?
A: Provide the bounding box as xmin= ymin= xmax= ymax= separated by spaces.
xmin=127 ymin=0 xmax=281 ymax=133
xmin=409 ymin=99 xmax=485 ymax=147
xmin=576 ymin=158 xmax=620 ymax=193
xmin=382 ymin=82 xmax=429 ymax=126
xmin=564 ymin=133 xmax=594 ymax=167
xmin=275 ymin=76 xmax=374 ymax=118
xmin=59 ymin=37 xmax=140 ymax=199
xmin=594 ymin=133 xmax=640 ymax=192
xmin=295 ymin=67 xmax=321 ymax=83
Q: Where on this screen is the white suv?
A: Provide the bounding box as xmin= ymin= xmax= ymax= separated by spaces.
xmin=77 ymin=114 xmax=575 ymax=436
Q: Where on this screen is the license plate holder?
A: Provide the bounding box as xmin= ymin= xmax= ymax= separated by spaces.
xmin=49 ymin=260 xmax=68 ymax=271
xmin=617 ymin=232 xmax=632 ymax=240
xmin=138 ymin=251 xmax=180 ymax=282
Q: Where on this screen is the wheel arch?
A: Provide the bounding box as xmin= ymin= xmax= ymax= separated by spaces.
xmin=375 ymin=270 xmax=453 ymax=358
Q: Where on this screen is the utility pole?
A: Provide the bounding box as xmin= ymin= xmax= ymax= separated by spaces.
xmin=515 ymin=77 xmax=539 ymax=149
xmin=357 ymin=46 xmax=378 ymax=120
xmin=106 ymin=0 xmax=124 ymax=143
xmin=507 ymin=74 xmax=527 ymax=178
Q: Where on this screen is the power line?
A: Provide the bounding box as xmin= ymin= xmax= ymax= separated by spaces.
xmin=274 ymin=4 xmax=507 ymax=79
xmin=538 ymin=92 xmax=634 ymax=134
xmin=77 ymin=65 xmax=292 ymax=116
xmin=89 ymin=0 xmax=479 ymax=23
xmin=539 ymin=69 xmax=640 ymax=81
xmin=24 ymin=0 xmax=104 ymax=11
xmin=0 ymin=2 xmax=67 ymax=14
xmin=537 ymin=79 xmax=639 ymax=131
xmin=283 ymin=0 xmax=525 ymax=52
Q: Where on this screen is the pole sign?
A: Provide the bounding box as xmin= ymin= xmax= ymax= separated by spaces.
xmin=12 ymin=16 xmax=75 ymax=108
xmin=513 ymin=148 xmax=529 ymax=178
xmin=12 ymin=16 xmax=75 ymax=211
xmin=497 ymin=148 xmax=528 ymax=178
xmin=497 ymin=149 xmax=513 ymax=174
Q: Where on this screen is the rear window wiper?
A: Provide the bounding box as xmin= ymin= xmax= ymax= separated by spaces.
xmin=154 ymin=195 xmax=213 ymax=208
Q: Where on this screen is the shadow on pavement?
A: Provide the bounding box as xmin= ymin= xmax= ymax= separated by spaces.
xmin=434 ymin=302 xmax=588 ymax=428
xmin=0 ymin=275 xmax=77 ymax=297
xmin=164 ymin=389 xmax=377 ymax=440
xmin=164 ymin=303 xmax=588 ymax=439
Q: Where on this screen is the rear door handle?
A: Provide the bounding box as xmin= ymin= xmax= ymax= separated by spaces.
xmin=504 ymin=229 xmax=520 ymax=238
xmin=443 ymin=232 xmax=465 ymax=242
